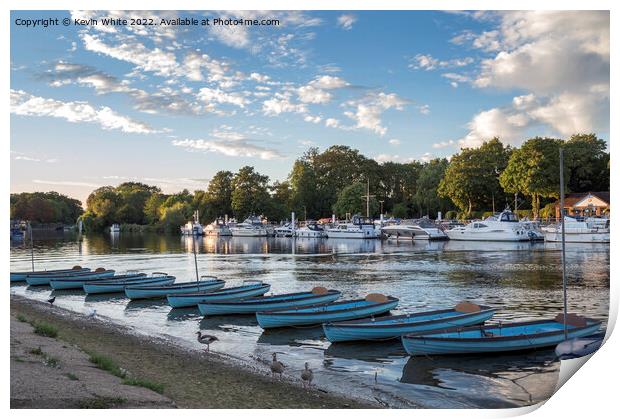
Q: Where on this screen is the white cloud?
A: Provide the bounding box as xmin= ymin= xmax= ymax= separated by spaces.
xmin=432 ymin=140 xmax=455 ymax=149
xmin=342 ymin=92 xmax=408 ymax=136
xmin=388 ymin=139 xmax=401 ymax=146
xmin=197 ymin=87 xmax=250 ymax=108
xmin=337 ymin=14 xmax=357 ymax=30
xmin=418 ymin=105 xmax=430 ymax=115
xmin=32 ymin=179 xmax=101 ymax=188
xmin=10 ymin=89 xmax=160 ymax=134
xmin=409 ymin=54 xmax=473 ymax=71
xmin=325 ymin=118 xmax=341 ymax=128
xmin=172 ymin=129 xmax=284 ymax=160
xmin=304 ymin=115 xmax=322 ymax=124
xmin=297 ymin=85 xmax=332 ymax=104
xmin=262 ymin=93 xmax=308 ymax=116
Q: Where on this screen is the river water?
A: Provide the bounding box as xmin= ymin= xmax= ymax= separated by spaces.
xmin=9 ymin=232 xmax=610 ymax=408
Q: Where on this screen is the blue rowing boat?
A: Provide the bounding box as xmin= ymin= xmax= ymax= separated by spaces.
xmin=323 ymin=302 xmax=496 ymax=342
xmin=26 ymin=268 xmax=115 ymax=286
xmin=11 ymin=266 xmax=90 ymax=282
xmin=401 ymin=315 xmax=602 ymax=356
xmin=198 ymin=287 xmax=342 ymax=316
xmin=51 ymin=272 xmax=147 ymax=290
xmin=125 ymin=278 xmax=225 ymax=300
xmin=167 ymin=282 xmax=270 ymax=308
xmin=256 ymin=294 xmax=399 ymax=329
xmin=83 ymin=273 xmax=175 ymax=294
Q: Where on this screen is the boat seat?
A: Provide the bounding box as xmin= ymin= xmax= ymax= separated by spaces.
xmin=94 ymin=267 xmax=106 ymax=272
xmin=455 ymin=301 xmax=481 ymax=313
xmin=72 ymin=265 xmax=82 ymax=270
xmin=555 ymin=313 xmax=587 ymax=327
xmin=366 ymin=293 xmax=388 ymax=303
xmin=312 ymin=286 xmax=329 ymax=295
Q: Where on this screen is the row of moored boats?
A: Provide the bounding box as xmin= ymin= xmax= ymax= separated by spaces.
xmin=11 ymin=266 xmax=602 ymax=356
xmin=177 ymin=210 xmax=609 ymax=243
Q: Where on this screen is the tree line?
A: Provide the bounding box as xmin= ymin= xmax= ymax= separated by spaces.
xmin=10 ymin=134 xmax=609 ymax=231
xmin=10 ymin=191 xmax=83 ymax=225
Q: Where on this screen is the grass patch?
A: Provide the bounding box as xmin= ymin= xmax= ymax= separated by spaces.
xmin=33 ymin=321 xmax=58 ymax=338
xmin=65 ymin=372 xmax=79 ymax=381
xmin=123 ymin=377 xmax=165 ymax=394
xmin=16 ymin=314 xmax=28 ymax=323
xmin=30 ymin=346 xmax=44 ymax=356
xmin=87 ymin=352 xmax=125 ymax=378
xmin=44 ymin=356 xmax=60 ymax=368
xmin=78 ymin=396 xmax=127 ymax=409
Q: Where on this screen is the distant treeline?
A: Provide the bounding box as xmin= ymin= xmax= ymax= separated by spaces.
xmin=10 ymin=191 xmax=83 ymax=225
xmin=10 ymin=134 xmax=609 ymax=231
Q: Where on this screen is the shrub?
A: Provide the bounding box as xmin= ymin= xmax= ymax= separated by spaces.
xmin=33 ymin=322 xmax=58 ymax=338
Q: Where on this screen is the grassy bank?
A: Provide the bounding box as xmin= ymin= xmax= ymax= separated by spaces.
xmin=10 ymin=296 xmax=374 ymax=409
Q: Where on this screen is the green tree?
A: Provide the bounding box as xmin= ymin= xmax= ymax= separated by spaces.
xmin=500 ymin=137 xmax=565 ymax=218
xmin=438 ymin=138 xmax=511 ymax=215
xmin=199 ymin=170 xmax=234 ymax=222
xmin=564 ymin=134 xmax=609 ymax=192
xmin=159 ymin=202 xmax=190 ymax=233
xmin=231 ymin=166 xmax=271 ymax=219
xmin=413 ymin=158 xmax=453 ymax=218
xmin=332 ymin=182 xmax=379 ymax=218
xmin=391 ymin=202 xmax=408 ymax=219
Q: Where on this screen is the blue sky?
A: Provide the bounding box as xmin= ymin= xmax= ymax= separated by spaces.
xmin=10 ymin=10 xmax=610 ymax=203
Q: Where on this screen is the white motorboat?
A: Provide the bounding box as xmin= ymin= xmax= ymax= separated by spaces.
xmin=230 ymin=216 xmax=269 ymax=237
xmin=520 ymin=220 xmax=545 ymax=241
xmin=204 ymin=218 xmax=232 ymax=237
xmin=109 ymin=223 xmax=121 ymax=234
xmin=446 ymin=209 xmax=530 ymax=242
xmin=381 ymin=218 xmax=448 ymax=240
xmin=274 ymin=223 xmax=294 ymax=237
xmin=326 ymin=215 xmax=379 ymax=239
xmin=180 ymin=221 xmax=204 ymax=236
xmin=295 ymin=222 xmax=327 ymax=238
xmin=543 ymin=217 xmax=609 ymax=243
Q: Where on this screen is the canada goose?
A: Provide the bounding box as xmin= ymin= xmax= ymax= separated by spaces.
xmin=301 ymin=362 xmax=313 ymax=388
xmin=270 ymin=352 xmax=285 ymax=379
xmin=196 ymin=331 xmax=218 ymax=352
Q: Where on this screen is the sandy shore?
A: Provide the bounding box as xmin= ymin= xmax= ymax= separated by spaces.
xmin=10 ymin=295 xmax=375 ymax=409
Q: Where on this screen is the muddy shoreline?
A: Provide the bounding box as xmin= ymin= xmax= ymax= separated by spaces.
xmin=10 ymin=295 xmax=377 ymax=408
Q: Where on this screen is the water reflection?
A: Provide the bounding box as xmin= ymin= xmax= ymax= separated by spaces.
xmin=9 ymin=232 xmax=609 ymax=408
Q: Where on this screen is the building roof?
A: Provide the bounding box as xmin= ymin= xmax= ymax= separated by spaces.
xmin=556 ymin=192 xmax=610 ymax=207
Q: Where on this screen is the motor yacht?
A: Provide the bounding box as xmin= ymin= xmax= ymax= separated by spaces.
xmin=294 ymin=222 xmax=327 ymax=238
xmin=543 ymin=217 xmax=609 ymax=243
xmin=381 ymin=218 xmax=448 ymax=240
xmin=204 ymin=218 xmax=232 ymax=237
xmin=446 ymin=209 xmax=530 ymax=241
xmin=326 ymin=215 xmax=379 ymax=239
xmin=230 ymin=216 xmax=269 ymax=237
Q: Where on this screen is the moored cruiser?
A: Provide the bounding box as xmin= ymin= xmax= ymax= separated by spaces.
xmin=446 ymin=209 xmax=530 ymax=242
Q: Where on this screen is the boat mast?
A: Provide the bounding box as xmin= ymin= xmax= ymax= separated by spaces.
xmin=361 ymin=178 xmax=375 ymax=218
xmin=559 ymin=148 xmax=568 ymax=339
xmin=191 ymin=210 xmax=200 ymax=286
xmin=28 ymin=221 xmax=34 ymax=271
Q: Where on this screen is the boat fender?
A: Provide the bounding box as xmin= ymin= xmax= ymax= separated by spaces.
xmin=72 ymin=265 xmax=82 ymax=270
xmin=455 ymin=301 xmax=482 ymax=313
xmin=366 ymin=293 xmax=388 ymax=303
xmin=95 ymin=267 xmax=106 ymax=272
xmin=554 ymin=313 xmax=587 ymax=327
xmin=311 ymin=286 xmax=329 ymax=295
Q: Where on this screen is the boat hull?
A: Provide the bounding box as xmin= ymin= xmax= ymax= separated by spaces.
xmin=544 ymin=231 xmax=610 ymax=243
xmin=167 ymin=283 xmax=271 ymax=308
xmin=26 ymin=270 xmax=115 ymax=286
xmin=446 ymin=230 xmax=530 ymax=241
xmin=10 ymin=267 xmax=90 ymax=282
xmin=323 ymin=307 xmax=496 ymax=342
xmin=256 ymin=298 xmax=399 ymax=329
xmin=198 ymin=290 xmax=341 ymax=316
xmin=125 ymin=279 xmax=225 ymax=299
xmin=401 ymin=319 xmax=601 ymax=355
xmin=83 ymin=276 xmax=175 ymax=294
xmin=50 ymin=273 xmax=146 ymax=290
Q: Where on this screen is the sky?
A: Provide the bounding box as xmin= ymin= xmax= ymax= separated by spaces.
xmin=10 ymin=10 xmax=610 ymax=204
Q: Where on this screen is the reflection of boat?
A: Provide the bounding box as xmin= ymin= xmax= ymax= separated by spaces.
xmin=295 ymin=222 xmax=328 ymax=238
xmin=109 ymin=223 xmax=121 ymax=233
xmin=180 ymin=221 xmax=204 ymax=236
xmin=257 ymin=326 xmax=325 ymax=347
xmin=323 ymin=303 xmax=496 ymax=343
xmin=26 ymin=268 xmax=114 ymax=286
xmin=51 ymin=272 xmax=146 ymax=290
xmin=10 ymin=227 xmax=24 ymax=240
xmin=83 ymin=273 xmax=174 ymax=294
xmin=125 ymin=277 xmax=225 ymax=299
xmin=325 ymin=340 xmax=406 ymax=363
xmin=198 ymin=288 xmax=342 ymax=316
xmin=256 ymin=295 xmax=399 ymax=329
xmin=326 ymin=215 xmax=379 ymax=239
xmin=520 ymin=221 xmax=544 ymax=241
xmin=555 ymin=331 xmax=605 ymax=360
xmin=446 ymin=209 xmax=530 ymax=242
xmin=381 ymin=218 xmax=448 ymax=241
xmin=230 ymin=216 xmax=269 ymax=237
xmin=204 ymin=219 xmax=232 ymax=237
xmin=11 ymin=266 xmax=90 ymax=282
xmin=543 ymin=217 xmax=610 ymax=243
xmin=400 ymin=348 xmax=557 ymax=388
xmin=167 ymin=282 xmax=271 ymax=308
xmin=401 ymin=315 xmax=601 ymax=356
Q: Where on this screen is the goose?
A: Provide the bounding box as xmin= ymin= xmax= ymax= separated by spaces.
xmin=301 ymin=362 xmax=313 ymax=388
xmin=196 ymin=331 xmax=218 ymax=352
xmin=270 ymin=352 xmax=285 ymax=379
